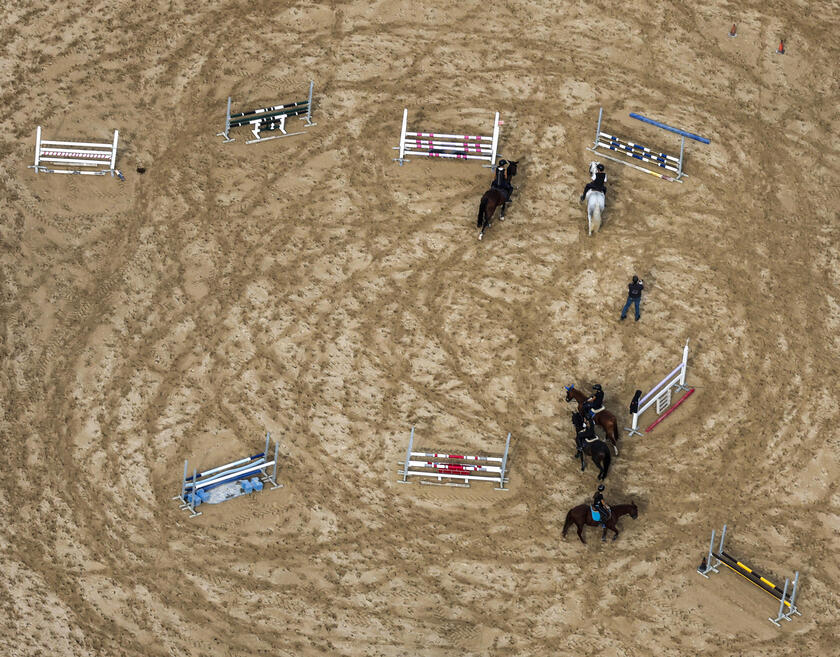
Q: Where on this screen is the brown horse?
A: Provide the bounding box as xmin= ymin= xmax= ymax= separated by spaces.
xmin=565 ymin=385 xmax=620 ymax=455
xmin=562 ymin=502 xmax=638 ymax=543
xmin=477 ymin=160 xmax=518 ymax=240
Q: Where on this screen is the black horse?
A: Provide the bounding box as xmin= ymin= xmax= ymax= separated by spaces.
xmin=477 ymin=160 xmax=518 ymax=240
xmin=571 ymin=412 xmax=611 ymax=480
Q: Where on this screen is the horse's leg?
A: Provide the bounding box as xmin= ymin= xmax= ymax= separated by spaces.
xmin=479 ymin=197 xmax=495 ymax=240
xmin=595 ymin=453 xmax=605 ymax=480
xmin=601 ymin=526 xmax=608 ymax=542
xmin=610 ymin=522 xmax=620 ymax=541
xmin=499 ymin=201 xmax=506 ymax=221
xmin=591 ymin=203 xmax=602 ymax=233
xmin=477 ymin=195 xmax=488 ymax=229
xmin=577 ymin=521 xmax=586 ymax=544
xmin=579 ymin=448 xmax=586 ymax=471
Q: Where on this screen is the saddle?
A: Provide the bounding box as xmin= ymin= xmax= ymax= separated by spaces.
xmin=590 ymin=504 xmax=611 ymax=523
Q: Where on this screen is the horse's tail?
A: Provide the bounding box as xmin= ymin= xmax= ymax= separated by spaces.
xmin=477 ymin=195 xmax=488 ymax=228
xmin=562 ymin=509 xmax=573 ymax=537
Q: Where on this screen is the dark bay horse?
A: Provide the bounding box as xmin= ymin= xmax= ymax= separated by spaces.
xmin=562 ymin=501 xmax=638 ymax=543
xmin=571 ymin=412 xmax=611 ymax=480
xmin=565 ymin=385 xmax=620 ymax=455
xmin=477 ymin=160 xmax=518 ymax=240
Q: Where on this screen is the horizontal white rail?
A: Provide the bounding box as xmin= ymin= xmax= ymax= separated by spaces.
xmin=192 ymin=459 xmax=273 ymax=491
xmin=401 ymin=150 xmax=493 ymax=161
xmin=41 ymin=139 xmax=115 ymax=148
xmin=410 ymin=451 xmax=503 ymax=462
xmin=39 ymin=158 xmax=107 ymax=167
xmin=401 ymin=470 xmax=505 ymax=484
xmin=406 ymin=131 xmax=493 ymax=141
xmin=406 ymin=460 xmax=503 ymax=473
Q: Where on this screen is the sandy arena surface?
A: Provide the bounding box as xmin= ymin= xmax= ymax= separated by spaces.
xmin=2 ymin=1 xmax=839 ymax=656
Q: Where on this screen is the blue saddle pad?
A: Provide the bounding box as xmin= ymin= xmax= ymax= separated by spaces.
xmin=590 ymin=506 xmax=601 ymax=522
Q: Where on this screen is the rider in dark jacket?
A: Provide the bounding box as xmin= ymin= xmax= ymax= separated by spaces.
xmin=573 ymin=412 xmax=595 ymax=454
xmin=582 ymin=384 xmax=604 ymax=419
xmin=593 ymin=484 xmax=608 ymax=525
xmin=580 ymin=163 xmax=607 ymax=201
xmin=491 ymin=159 xmax=513 ymax=201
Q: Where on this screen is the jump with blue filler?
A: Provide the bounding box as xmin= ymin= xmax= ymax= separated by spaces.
xmin=588 ymin=107 xmax=710 ymax=182
xmin=173 ymin=431 xmax=282 ymax=518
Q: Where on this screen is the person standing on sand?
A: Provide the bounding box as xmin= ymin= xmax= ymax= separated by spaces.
xmin=620 ymin=275 xmax=644 ymax=321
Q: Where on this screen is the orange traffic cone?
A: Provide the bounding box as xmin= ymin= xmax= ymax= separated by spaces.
xmin=777 ymin=40 xmax=785 ymax=54
xmin=729 ymin=24 xmax=737 ymax=38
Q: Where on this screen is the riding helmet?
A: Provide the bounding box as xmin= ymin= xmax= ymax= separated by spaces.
xmin=597 ymin=484 xmax=605 ymax=492
xmin=498 ymin=159 xmax=508 ymax=167
xmin=593 ymin=384 xmax=602 ymax=391
xmin=596 ymin=163 xmax=605 ymax=172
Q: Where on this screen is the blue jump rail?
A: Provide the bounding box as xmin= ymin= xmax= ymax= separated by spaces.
xmin=630 ymin=113 xmax=710 ymax=144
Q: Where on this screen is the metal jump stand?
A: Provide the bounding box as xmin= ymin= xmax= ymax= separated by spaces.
xmin=698 ymin=524 xmax=802 ymax=626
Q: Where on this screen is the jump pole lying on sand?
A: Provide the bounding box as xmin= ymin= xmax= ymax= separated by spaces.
xmin=697 ymin=524 xmax=802 ymax=626
xmin=644 ymin=387 xmax=695 ymax=433
xmin=397 ymin=426 xmax=511 ymax=489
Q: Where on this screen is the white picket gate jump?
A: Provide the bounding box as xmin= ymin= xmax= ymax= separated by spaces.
xmin=30 ymin=126 xmax=122 ymax=178
xmin=397 ymin=426 xmax=511 ymax=489
xmin=394 ymin=108 xmax=501 ymax=167
xmin=625 ymin=340 xmax=692 ymax=437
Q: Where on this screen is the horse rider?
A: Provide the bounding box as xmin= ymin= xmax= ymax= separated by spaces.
xmin=581 ymin=383 xmax=605 ymax=420
xmin=580 ymin=163 xmax=607 ymax=202
xmin=491 ymin=159 xmax=514 ymax=202
xmin=573 ymin=412 xmax=596 ymax=455
xmin=592 ymin=483 xmax=610 ymax=526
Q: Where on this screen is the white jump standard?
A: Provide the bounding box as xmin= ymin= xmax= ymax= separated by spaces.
xmin=174 ymin=431 xmax=282 ymax=518
xmin=397 ymin=426 xmax=511 ymax=489
xmin=218 ymin=80 xmax=316 ymax=144
xmin=394 ymin=108 xmax=501 ymax=167
xmin=30 ymin=126 xmax=123 ymax=179
xmin=587 ymin=108 xmax=710 ymax=182
xmin=625 ymin=340 xmax=693 ymax=437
